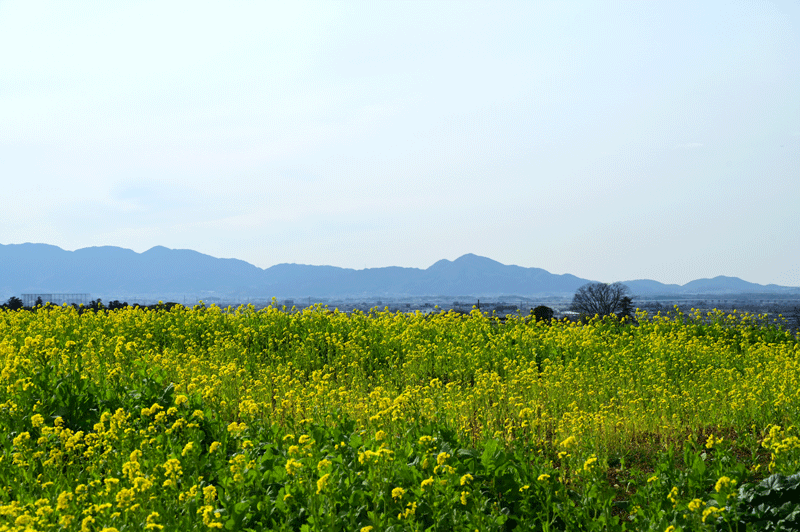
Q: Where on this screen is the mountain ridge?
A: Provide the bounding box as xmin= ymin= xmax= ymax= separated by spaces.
xmin=1 ymin=243 xmax=798 ymax=300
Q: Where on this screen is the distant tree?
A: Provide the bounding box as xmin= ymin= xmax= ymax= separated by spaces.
xmin=5 ymin=296 xmax=23 ymax=310
xmin=570 ymin=282 xmax=633 ymax=318
xmin=532 ymin=305 xmax=554 ymax=323
xmin=35 ymin=296 xmax=43 ymax=307
xmin=616 ymin=296 xmax=634 ymax=320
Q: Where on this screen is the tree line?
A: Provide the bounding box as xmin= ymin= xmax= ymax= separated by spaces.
xmin=2 ymin=283 xmax=635 ymax=319
xmin=0 ymin=297 xmax=180 ymax=313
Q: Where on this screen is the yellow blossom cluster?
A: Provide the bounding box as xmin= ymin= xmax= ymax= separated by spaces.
xmin=0 ymin=303 xmax=797 ymax=528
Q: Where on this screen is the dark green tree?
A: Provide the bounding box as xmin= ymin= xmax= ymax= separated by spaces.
xmin=616 ymin=296 xmax=634 ymax=320
xmin=5 ymin=296 xmax=23 ymax=310
xmin=532 ymin=305 xmax=554 ymax=323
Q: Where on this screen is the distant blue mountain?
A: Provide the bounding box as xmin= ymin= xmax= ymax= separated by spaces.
xmin=622 ymin=276 xmax=800 ymax=296
xmin=1 ymin=243 xmax=798 ymax=300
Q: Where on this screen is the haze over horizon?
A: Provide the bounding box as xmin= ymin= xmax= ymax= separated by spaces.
xmin=5 ymin=243 xmax=800 ymax=305
xmin=2 ymin=1 xmax=798 ymax=287
xmin=6 ymin=242 xmax=800 ymax=293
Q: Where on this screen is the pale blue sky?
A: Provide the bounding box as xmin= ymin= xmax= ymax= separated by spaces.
xmin=1 ymin=1 xmax=798 ymax=286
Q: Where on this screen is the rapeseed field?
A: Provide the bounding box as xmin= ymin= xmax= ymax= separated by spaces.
xmin=1 ymin=303 xmax=798 ymax=531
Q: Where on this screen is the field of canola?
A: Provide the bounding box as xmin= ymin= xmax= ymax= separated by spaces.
xmin=1 ymin=303 xmax=799 ymax=531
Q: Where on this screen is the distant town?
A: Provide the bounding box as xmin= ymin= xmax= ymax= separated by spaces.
xmin=6 ymin=292 xmax=800 ymax=333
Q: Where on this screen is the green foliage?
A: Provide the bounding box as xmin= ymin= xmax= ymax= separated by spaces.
xmin=733 ymin=473 xmax=800 ymax=531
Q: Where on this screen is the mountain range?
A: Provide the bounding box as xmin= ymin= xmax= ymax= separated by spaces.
xmin=2 ymin=243 xmax=798 ymax=301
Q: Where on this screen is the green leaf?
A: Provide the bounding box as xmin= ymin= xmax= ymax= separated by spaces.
xmin=481 ymin=439 xmax=499 ymax=471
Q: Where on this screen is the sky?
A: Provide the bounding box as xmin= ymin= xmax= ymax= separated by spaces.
xmin=1 ymin=1 xmax=798 ymax=287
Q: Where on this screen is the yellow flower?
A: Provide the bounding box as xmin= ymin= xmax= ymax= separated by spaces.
xmin=667 ymin=486 xmax=678 ymax=506
xmin=702 ymin=506 xmax=724 ymax=523
xmin=182 ymin=441 xmax=195 ymax=457
xmin=31 ymin=414 xmax=45 ymax=428
xmin=15 ymin=515 xmax=33 ymax=526
xmin=12 ymin=432 xmax=30 ymax=447
xmin=582 ymin=454 xmax=598 ymax=472
xmin=209 ymin=441 xmax=221 ymax=453
xmin=421 ymin=477 xmax=435 ymax=491
xmin=688 ymin=498 xmax=705 ymax=512
xmin=163 ymin=458 xmax=183 ymax=478
xmin=199 ymin=504 xmax=223 ymax=529
xmin=133 ymin=476 xmax=153 ymax=492
xmin=392 ymin=487 xmax=406 ymax=500
xmin=227 ymin=421 xmax=247 ymax=434
xmin=537 ymin=474 xmax=550 ymax=482
xmin=285 ymin=458 xmax=303 ymax=476
xmin=398 ymin=501 xmax=417 ymax=519
xmin=715 ymin=476 xmax=735 ymax=492
xmin=174 ymin=395 xmax=188 ymax=406
xmin=375 ymin=430 xmax=386 ymax=441
xmin=361 ymin=527 xmax=374 ymax=532
xmin=56 ymin=491 xmax=73 ymax=511
xmin=145 ymin=511 xmax=164 ymax=530
xmin=436 ymin=452 xmax=450 ymax=466
xmin=460 ymin=473 xmax=473 ymax=486
xmin=203 ymin=485 xmax=217 ymax=504
xmin=460 ymin=490 xmax=469 ymax=505
xmin=359 ymin=450 xmax=380 ymax=464
xmin=81 ymin=515 xmax=95 ymax=532
xmin=316 ymin=473 xmax=330 ymax=494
